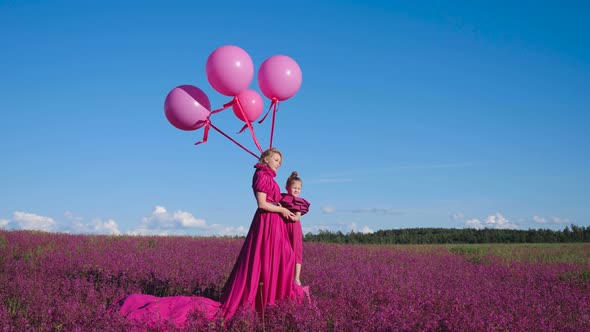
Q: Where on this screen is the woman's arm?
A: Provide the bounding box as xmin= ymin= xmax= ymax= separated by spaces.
xmin=287 ymin=211 xmax=302 ymax=222
xmin=255 ymin=191 xmax=295 ymax=219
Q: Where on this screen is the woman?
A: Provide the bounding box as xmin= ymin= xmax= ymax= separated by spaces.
xmin=219 ymin=147 xmax=299 ymax=317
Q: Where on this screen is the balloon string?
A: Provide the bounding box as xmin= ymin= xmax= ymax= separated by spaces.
xmin=211 ymin=98 xmax=235 ymax=115
xmin=237 ymin=124 xmax=248 ymax=134
xmin=269 ymin=100 xmax=279 ymax=148
xmin=257 ymin=101 xmax=274 ymax=124
xmin=235 ymin=97 xmax=263 ymax=153
xmin=210 ymin=122 xmax=259 ymax=159
xmin=211 ymin=121 xmax=259 ymax=159
xmin=194 ymin=119 xmax=258 ymax=159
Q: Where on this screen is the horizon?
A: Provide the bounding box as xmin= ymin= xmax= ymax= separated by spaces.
xmin=0 ymin=221 xmax=583 ymax=238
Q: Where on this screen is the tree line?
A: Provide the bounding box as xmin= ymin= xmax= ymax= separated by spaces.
xmin=303 ymin=224 xmax=590 ymax=244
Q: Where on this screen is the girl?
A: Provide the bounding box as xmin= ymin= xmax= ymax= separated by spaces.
xmin=280 ymin=171 xmax=310 ymax=286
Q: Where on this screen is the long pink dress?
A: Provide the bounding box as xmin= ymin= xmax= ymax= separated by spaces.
xmin=280 ymin=194 xmax=310 ymax=265
xmin=219 ymin=163 xmax=301 ymax=317
xmin=115 ymin=163 xmax=309 ymax=328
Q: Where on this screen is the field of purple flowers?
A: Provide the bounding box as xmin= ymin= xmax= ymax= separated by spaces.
xmin=1 ymin=230 xmax=589 ymax=331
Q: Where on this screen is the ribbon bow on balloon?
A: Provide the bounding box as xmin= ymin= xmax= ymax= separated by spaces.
xmin=257 ymin=98 xmax=280 ymax=148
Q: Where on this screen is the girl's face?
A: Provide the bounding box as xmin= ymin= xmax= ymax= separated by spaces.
xmin=265 ymin=153 xmax=282 ymax=171
xmin=287 ymin=180 xmax=302 ymax=197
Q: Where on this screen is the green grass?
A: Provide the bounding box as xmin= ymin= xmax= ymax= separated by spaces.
xmin=444 ymin=243 xmax=590 ymax=264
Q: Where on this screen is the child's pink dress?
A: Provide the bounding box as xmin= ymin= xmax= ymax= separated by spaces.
xmin=279 ymin=193 xmax=310 ymax=265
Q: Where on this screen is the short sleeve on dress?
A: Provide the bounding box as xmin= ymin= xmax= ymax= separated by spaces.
xmin=253 ymin=171 xmax=273 ymax=196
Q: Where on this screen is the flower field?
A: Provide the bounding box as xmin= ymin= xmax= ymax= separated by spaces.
xmin=1 ymin=230 xmax=589 ymax=331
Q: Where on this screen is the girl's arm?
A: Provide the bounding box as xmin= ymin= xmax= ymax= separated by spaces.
xmin=255 ymin=191 xmax=295 ymax=219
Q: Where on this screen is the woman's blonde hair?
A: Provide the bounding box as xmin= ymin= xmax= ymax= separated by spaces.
xmin=259 ymin=147 xmax=283 ymax=164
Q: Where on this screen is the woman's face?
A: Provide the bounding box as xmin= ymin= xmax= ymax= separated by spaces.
xmin=265 ymin=153 xmax=282 ymax=171
xmin=287 ymin=181 xmax=302 ymax=197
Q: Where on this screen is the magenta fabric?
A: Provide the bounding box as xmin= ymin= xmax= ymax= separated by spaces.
xmin=117 ymin=294 xmax=221 ymax=328
xmin=280 ymin=193 xmax=310 ymax=265
xmin=219 ymin=163 xmax=298 ymax=317
xmin=116 ymin=163 xmax=310 ymax=329
xmin=279 ymin=194 xmax=310 ymax=215
xmin=285 ymin=220 xmax=303 ymax=264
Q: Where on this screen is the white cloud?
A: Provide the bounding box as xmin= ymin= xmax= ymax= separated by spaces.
xmin=2 ymin=210 xmax=122 ymax=235
xmin=321 ymin=205 xmax=336 ymax=214
xmin=360 ymin=225 xmax=374 ymax=234
xmin=463 ymin=213 xmax=518 ymax=230
xmin=62 ymin=211 xmax=121 ymax=235
xmin=208 ymin=224 xmax=248 ymax=237
xmin=174 ymin=211 xmax=206 ymax=228
xmin=465 ymin=218 xmax=484 ymax=229
xmin=128 ymin=223 xmax=246 ymax=237
xmin=349 ymin=222 xmax=375 ymax=234
xmin=127 ymin=228 xmax=176 ymax=236
xmin=68 ymin=215 xmax=91 ymax=233
xmin=91 ymin=219 xmax=121 ymax=235
xmin=302 ymin=224 xmax=331 ymax=234
xmin=4 ymin=205 xmax=356 ymax=238
xmin=2 ymin=206 xmax=246 ymax=237
xmin=153 ymin=206 xmax=166 ymax=214
xmin=129 ymin=206 xmax=246 ymax=237
xmin=459 ymin=213 xmax=571 ymax=230
xmin=141 ymin=205 xmax=177 ymax=229
xmin=64 ymin=211 xmax=83 ymax=223
xmin=139 ymin=206 xmax=207 ymax=231
xmin=13 ymin=211 xmax=56 ymax=232
xmin=451 ymin=213 xmax=465 ymax=221
xmin=485 ymin=213 xmax=517 ymax=229
xmin=491 ymin=214 xmax=517 ymax=229
xmin=550 ymin=217 xmax=570 ymax=224
xmin=533 ymin=215 xmax=570 ymax=224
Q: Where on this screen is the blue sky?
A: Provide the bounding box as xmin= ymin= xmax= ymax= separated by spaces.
xmin=1 ymin=0 xmax=588 ymax=236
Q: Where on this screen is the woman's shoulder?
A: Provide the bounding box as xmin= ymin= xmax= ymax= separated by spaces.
xmin=252 ymin=163 xmax=278 ymax=193
xmin=253 ymin=163 xmax=276 ymax=177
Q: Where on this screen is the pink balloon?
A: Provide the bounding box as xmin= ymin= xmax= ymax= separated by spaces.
xmin=233 ymin=89 xmax=264 ymax=122
xmin=164 ymin=85 xmax=211 ymax=131
xmin=258 ymin=55 xmax=302 ymax=101
xmin=206 ymin=45 xmax=254 ymax=96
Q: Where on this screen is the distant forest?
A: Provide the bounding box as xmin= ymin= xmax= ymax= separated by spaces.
xmin=303 ymin=225 xmax=590 ymax=244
